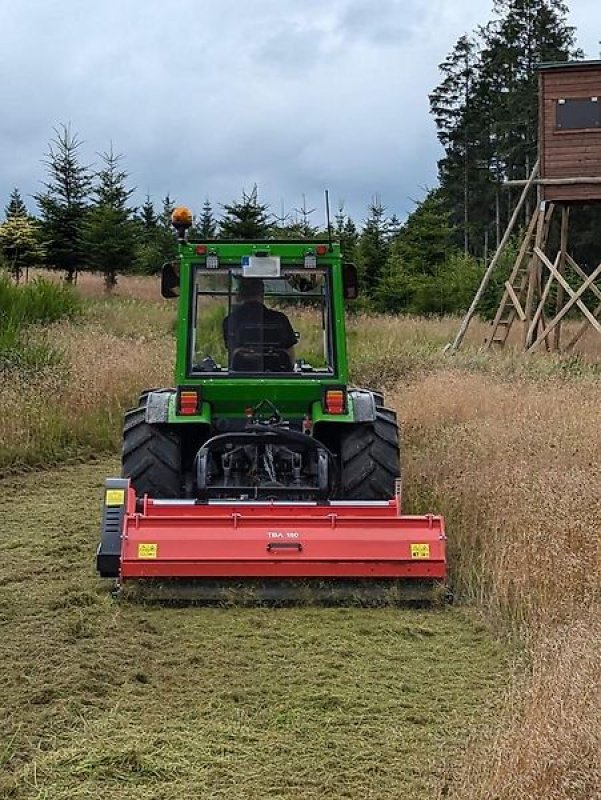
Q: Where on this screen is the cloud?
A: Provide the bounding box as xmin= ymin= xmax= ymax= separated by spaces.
xmin=0 ymin=0 xmax=598 ymax=222
xmin=339 ymin=0 xmax=424 ymax=46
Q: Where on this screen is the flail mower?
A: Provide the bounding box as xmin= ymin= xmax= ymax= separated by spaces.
xmin=96 ymin=208 xmax=446 ymax=603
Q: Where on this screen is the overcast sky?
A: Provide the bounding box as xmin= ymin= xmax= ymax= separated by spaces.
xmin=0 ymin=0 xmax=598 ymax=224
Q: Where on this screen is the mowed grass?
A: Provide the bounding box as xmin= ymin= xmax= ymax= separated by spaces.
xmin=0 ymin=461 xmax=508 ymax=800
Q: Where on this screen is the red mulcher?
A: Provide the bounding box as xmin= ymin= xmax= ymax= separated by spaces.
xmin=97 ymin=479 xmax=446 ymax=603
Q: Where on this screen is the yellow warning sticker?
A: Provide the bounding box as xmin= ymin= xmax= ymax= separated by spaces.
xmin=138 ymin=543 xmax=158 ymax=559
xmin=411 ymin=543 xmax=430 ymax=559
xmin=105 ymin=489 xmax=125 ymax=507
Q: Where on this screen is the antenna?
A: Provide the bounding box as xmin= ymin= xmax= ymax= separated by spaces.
xmin=324 ymin=189 xmax=333 ymax=251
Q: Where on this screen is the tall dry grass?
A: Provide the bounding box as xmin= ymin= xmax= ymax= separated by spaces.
xmin=30 ymin=269 xmax=601 ymax=360
xmin=0 ymin=274 xmax=175 ymax=472
xmin=443 ymin=617 xmax=601 ymax=800
xmin=349 ymin=313 xmax=601 ymax=389
xmin=0 ymin=323 xmax=173 ymax=472
xmin=29 ymin=268 xmax=165 ymax=303
xmin=388 ymin=370 xmax=601 ymax=799
xmin=394 ymin=371 xmax=601 ymax=627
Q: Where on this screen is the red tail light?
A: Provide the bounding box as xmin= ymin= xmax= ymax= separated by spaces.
xmin=323 ymin=388 xmax=347 ymax=415
xmin=177 ymin=388 xmax=201 ymax=415
xmin=316 ymin=244 xmax=328 ymax=256
xmin=195 ymin=245 xmax=207 ymax=255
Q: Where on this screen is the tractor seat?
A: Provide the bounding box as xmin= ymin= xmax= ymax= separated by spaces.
xmin=226 ymin=321 xmax=292 ymax=372
xmin=230 ymin=347 xmax=292 ymax=372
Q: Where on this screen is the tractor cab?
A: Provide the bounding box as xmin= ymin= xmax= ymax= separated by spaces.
xmin=162 ymin=238 xmax=358 ymax=383
xmin=192 ymin=264 xmax=331 ymax=376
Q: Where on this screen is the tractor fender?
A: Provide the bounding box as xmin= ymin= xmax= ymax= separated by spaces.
xmin=349 ymin=389 xmax=378 ymax=422
xmin=144 ymin=390 xmax=174 ymax=424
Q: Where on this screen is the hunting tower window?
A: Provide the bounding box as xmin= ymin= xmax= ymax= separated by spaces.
xmin=556 ymin=97 xmax=601 ymax=130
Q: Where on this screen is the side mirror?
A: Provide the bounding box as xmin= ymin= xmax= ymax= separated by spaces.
xmin=343 ymin=263 xmax=359 ymax=300
xmin=161 ymin=262 xmax=180 ymax=298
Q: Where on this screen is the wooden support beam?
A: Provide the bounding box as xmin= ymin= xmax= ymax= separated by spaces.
xmin=552 ymin=207 xmax=569 ymax=352
xmin=524 ymin=203 xmax=554 ymax=348
xmin=540 ymin=205 xmax=556 ymax=330
xmin=504 ymin=281 xmax=527 ymax=320
xmin=535 ymin=248 xmax=601 ymax=333
xmin=448 ymin=159 xmax=540 ymax=352
xmin=504 ymin=176 xmax=601 ymax=187
xmin=566 ymin=254 xmax=601 ymax=304
xmin=525 ymin=253 xmax=559 ymax=346
xmin=565 ymin=300 xmax=601 ymax=351
xmin=527 ymin=250 xmax=601 ymax=351
xmin=563 ymin=254 xmax=601 ymax=351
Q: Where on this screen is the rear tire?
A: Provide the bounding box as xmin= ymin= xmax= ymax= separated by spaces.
xmin=339 ymin=406 xmax=401 ymax=500
xmin=122 ymin=405 xmax=182 ymax=498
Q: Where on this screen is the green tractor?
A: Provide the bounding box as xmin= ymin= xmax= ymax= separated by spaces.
xmin=96 ymin=207 xmax=446 ymax=596
xmin=126 ymin=213 xmax=400 ymax=504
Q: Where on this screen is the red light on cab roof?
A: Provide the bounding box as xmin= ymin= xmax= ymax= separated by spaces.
xmin=195 ymin=245 xmax=207 ymax=255
xmin=316 ymin=244 xmax=328 ymax=256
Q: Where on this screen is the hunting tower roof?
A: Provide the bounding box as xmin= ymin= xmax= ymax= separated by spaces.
xmin=538 ymin=59 xmax=601 ymax=72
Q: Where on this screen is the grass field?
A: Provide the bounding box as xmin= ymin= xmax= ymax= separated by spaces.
xmin=1 ymin=271 xmax=600 ymax=799
xmin=0 ymin=462 xmax=508 ymax=799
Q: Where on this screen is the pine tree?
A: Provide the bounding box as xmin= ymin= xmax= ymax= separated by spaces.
xmin=293 ymin=195 xmax=318 ymax=238
xmin=430 ymin=34 xmax=484 ymax=254
xmin=479 ymin=0 xmax=580 ymax=244
xmin=5 ymin=188 xmax=28 ymax=219
xmin=152 ymin=194 xmax=178 ymax=265
xmin=133 ymin=196 xmax=157 ymax=274
xmin=430 ymin=35 xmax=480 ymax=148
xmin=335 ymin=204 xmax=359 ymax=262
xmin=342 ymin=217 xmax=359 ymax=260
xmin=133 ymin=195 xmax=177 ymax=275
xmin=479 ymin=0 xmax=580 ymax=184
xmin=387 ymin=214 xmax=403 ymax=241
xmin=198 ymin=198 xmax=217 ymax=238
xmin=275 ymin=219 xmax=301 ymax=239
xmin=389 ymin=190 xmax=454 ymax=277
xmin=355 ymin=197 xmax=389 ymax=293
xmin=160 ymin=194 xmax=175 ymax=229
xmin=35 ymin=124 xmax=92 ymax=282
xmin=271 ymin=200 xmax=291 ymax=237
xmin=375 ymin=190 xmax=471 ymax=314
xmin=138 ymin=195 xmax=158 ymax=233
xmin=133 ymin=195 xmax=161 ymax=274
xmin=80 ymin=146 xmax=136 ymax=292
xmin=220 ymin=185 xmax=271 ymax=239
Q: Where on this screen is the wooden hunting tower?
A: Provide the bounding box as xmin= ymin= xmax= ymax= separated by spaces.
xmin=451 ymin=60 xmax=601 ymax=354
xmin=539 ymin=61 xmax=601 ymax=203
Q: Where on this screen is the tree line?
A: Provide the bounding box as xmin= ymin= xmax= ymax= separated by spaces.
xmin=0 ymin=0 xmax=594 ymax=314
xmin=0 ymin=136 xmax=481 ymax=314
xmin=430 ymin=0 xmax=600 ymax=268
